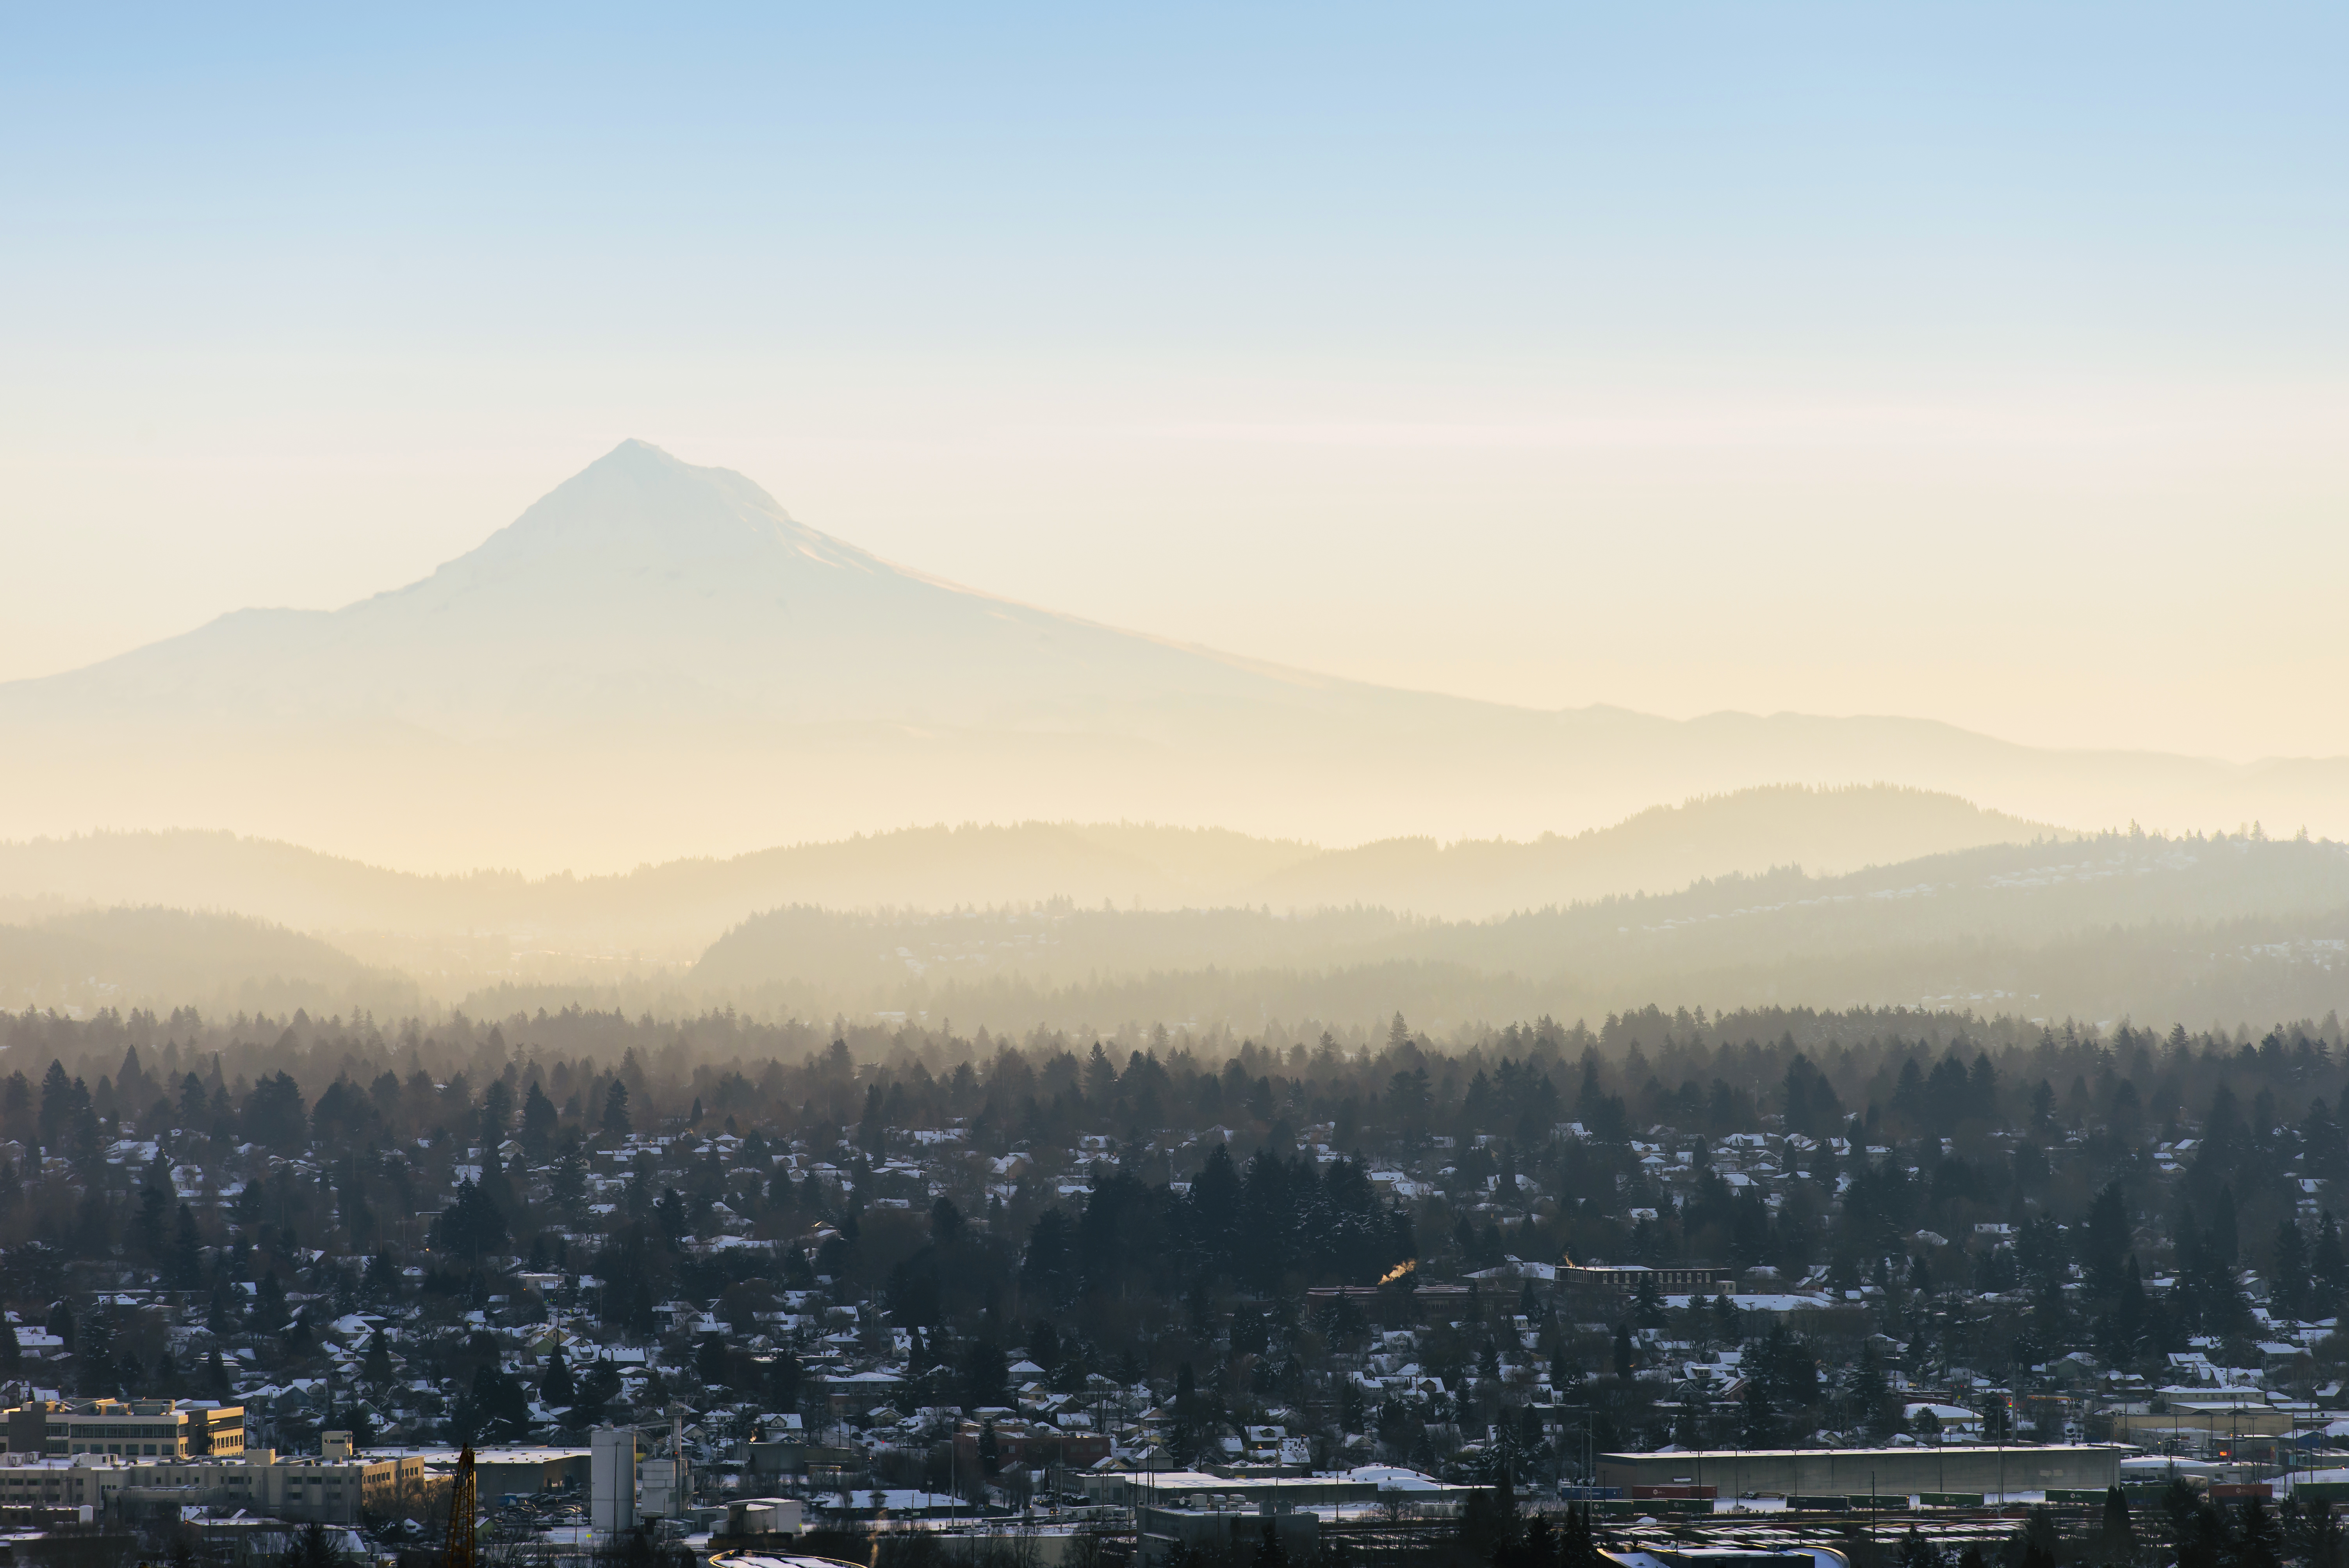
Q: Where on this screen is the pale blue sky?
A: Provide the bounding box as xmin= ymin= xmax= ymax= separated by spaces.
xmin=4 ymin=4 xmax=2344 ymax=755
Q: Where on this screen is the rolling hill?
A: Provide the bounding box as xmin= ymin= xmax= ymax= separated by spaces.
xmin=0 ymin=786 xmax=2060 ymax=968
xmin=4 ymin=825 xmax=2340 ymax=1030
xmin=0 ymin=907 xmax=418 ymax=1019
xmin=688 ymin=832 xmax=2349 ymax=1033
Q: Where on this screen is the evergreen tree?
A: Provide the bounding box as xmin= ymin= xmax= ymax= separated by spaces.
xmin=2097 ymin=1256 xmax=2155 ymax=1365
xmin=1560 ymin=1504 xmax=1603 ymax=1568
xmin=466 ymin=1361 xmax=532 ymax=1442
xmin=480 ymin=1078 xmax=514 ymax=1148
xmin=2316 ymin=1213 xmax=2349 ymax=1318
xmin=520 ymin=1081 xmax=559 ymax=1154
xmin=1843 ymin=1342 xmax=1895 ymax=1438
xmin=171 ymin=1201 xmax=205 ymax=1289
xmin=78 ymin=1305 xmax=118 ymax=1395
xmin=2017 ymin=1505 xmax=2062 ymax=1568
xmin=2295 ymin=1498 xmax=2345 ymax=1568
xmin=542 ymin=1338 xmax=576 ymax=1407
xmin=2273 ymin=1221 xmax=2311 ymax=1321
xmin=2236 ymin=1496 xmax=2281 ymax=1568
xmin=571 ymin=1356 xmax=621 ymax=1426
xmin=551 ymin=1141 xmax=590 ymax=1225
xmin=251 ymin=1272 xmax=290 ymax=1332
xmin=2097 ymin=1487 xmax=2135 ymax=1565
xmin=2082 ymin=1183 xmax=2132 ymax=1298
xmin=1898 ymin=1527 xmax=1942 ymax=1568
xmin=431 ymin=1179 xmax=509 ymax=1260
xmin=1739 ymin=1380 xmax=1776 ymax=1448
xmin=964 ymin=1337 xmax=1009 ymax=1409
xmin=364 ymin=1329 xmax=394 ymax=1387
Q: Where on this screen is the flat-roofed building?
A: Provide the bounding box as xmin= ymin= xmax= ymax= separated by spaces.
xmin=2 ymin=1399 xmax=246 ymax=1459
xmin=1559 ymin=1264 xmax=1736 ymax=1295
xmin=0 ymin=1447 xmax=431 ymax=1524
xmin=1596 ymin=1445 xmax=2124 ymax=1499
xmin=364 ymin=1445 xmax=592 ymax=1498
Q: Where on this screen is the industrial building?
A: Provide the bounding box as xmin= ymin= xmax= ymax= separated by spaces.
xmin=590 ymin=1421 xmax=696 ymax=1537
xmin=1597 ymin=1445 xmax=2125 ymax=1499
xmin=1139 ymin=1502 xmax=1319 ymax=1568
xmin=367 ymin=1444 xmax=591 ymax=1499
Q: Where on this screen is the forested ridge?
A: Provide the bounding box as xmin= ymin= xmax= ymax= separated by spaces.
xmin=7 ymin=825 xmax=2346 ymax=1033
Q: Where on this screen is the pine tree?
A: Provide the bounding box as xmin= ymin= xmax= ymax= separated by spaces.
xmin=364 ymin=1329 xmax=395 ymax=1388
xmin=2237 ymin=1496 xmax=2282 ymax=1568
xmin=2298 ymin=1498 xmax=2345 ymax=1568
xmin=2273 ymin=1221 xmax=2311 ymax=1321
xmin=2098 ymin=1487 xmax=2135 ymax=1564
xmin=1844 ymin=1342 xmax=1894 ymax=1438
xmin=252 ymin=1270 xmax=290 ymax=1332
xmin=520 ymin=1081 xmax=559 ymax=1155
xmin=1560 ymin=1504 xmax=1603 ymax=1568
xmin=1634 ymin=1274 xmax=1666 ymax=1328
xmin=551 ymin=1142 xmax=590 ymax=1224
xmin=2315 ymin=1213 xmax=2349 ymax=1318
xmin=171 ymin=1202 xmax=205 ymax=1289
xmin=1739 ymin=1380 xmax=1776 ymax=1449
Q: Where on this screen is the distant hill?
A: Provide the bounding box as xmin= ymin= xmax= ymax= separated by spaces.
xmin=0 ymin=786 xmax=2063 ymax=975
xmin=686 ymin=832 xmax=2349 ymax=1032
xmin=0 ymin=440 xmax=2343 ymax=871
xmin=0 ymin=907 xmax=418 ymax=1019
xmin=1253 ymin=784 xmax=2062 ymax=919
xmin=2 ymin=828 xmax=2340 ymax=1029
xmin=0 ymin=821 xmax=1319 ymax=960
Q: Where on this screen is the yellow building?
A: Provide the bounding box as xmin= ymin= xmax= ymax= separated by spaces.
xmin=2 ymin=1399 xmax=246 ymax=1459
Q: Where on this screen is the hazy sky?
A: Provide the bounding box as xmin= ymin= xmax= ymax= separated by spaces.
xmin=4 ymin=5 xmax=2344 ymax=760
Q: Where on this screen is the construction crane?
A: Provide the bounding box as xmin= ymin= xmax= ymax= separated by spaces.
xmin=441 ymin=1445 xmax=478 ymax=1568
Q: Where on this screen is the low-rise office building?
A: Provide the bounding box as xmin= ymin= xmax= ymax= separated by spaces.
xmin=0 ymin=1438 xmax=431 ymax=1525
xmin=3 ymin=1399 xmax=246 ymax=1459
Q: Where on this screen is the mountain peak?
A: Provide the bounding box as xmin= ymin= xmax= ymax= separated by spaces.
xmin=462 ymin=439 xmax=804 ymax=568
xmin=583 ymin=437 xmax=698 ymax=481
